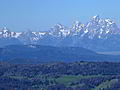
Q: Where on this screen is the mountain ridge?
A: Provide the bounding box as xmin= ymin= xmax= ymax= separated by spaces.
xmin=0 ymin=15 xmax=120 ymax=52
xmin=1 ymin=45 xmax=120 ymax=63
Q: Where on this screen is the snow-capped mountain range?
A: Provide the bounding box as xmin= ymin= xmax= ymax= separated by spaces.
xmin=1 ymin=15 xmax=120 ymax=52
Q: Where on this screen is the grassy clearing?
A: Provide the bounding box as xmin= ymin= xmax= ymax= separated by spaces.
xmin=56 ymin=75 xmax=105 ymax=85
xmin=56 ymin=75 xmax=82 ymax=85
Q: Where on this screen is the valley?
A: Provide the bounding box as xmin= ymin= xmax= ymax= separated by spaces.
xmin=0 ymin=61 xmax=120 ymax=90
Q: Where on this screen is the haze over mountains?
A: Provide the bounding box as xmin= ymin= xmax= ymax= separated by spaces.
xmin=0 ymin=45 xmax=97 ymax=63
xmin=0 ymin=15 xmax=120 ymax=52
xmin=1 ymin=45 xmax=120 ymax=63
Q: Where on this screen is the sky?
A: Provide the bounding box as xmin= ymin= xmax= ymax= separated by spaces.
xmin=0 ymin=0 xmax=120 ymax=31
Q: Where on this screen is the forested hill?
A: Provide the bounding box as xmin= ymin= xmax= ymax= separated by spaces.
xmin=0 ymin=45 xmax=120 ymax=63
xmin=0 ymin=61 xmax=120 ymax=90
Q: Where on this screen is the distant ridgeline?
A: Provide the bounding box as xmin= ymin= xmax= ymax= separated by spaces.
xmin=0 ymin=45 xmax=120 ymax=63
xmin=1 ymin=15 xmax=120 ymax=52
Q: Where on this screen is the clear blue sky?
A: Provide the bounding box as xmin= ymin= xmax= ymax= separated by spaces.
xmin=0 ymin=0 xmax=120 ymax=31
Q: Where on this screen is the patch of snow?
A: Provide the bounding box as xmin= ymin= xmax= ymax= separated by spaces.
xmin=84 ymin=29 xmax=88 ymax=33
xmin=0 ymin=32 xmax=2 ymax=34
xmin=3 ymin=30 xmax=8 ymax=33
xmin=32 ymin=32 xmax=37 ymax=35
xmin=32 ymin=37 xmax=39 ymax=41
xmin=29 ymin=45 xmax=36 ymax=48
xmin=98 ymin=36 xmax=101 ymax=38
xmin=86 ymin=23 xmax=91 ymax=27
xmin=14 ymin=32 xmax=22 ymax=38
xmin=38 ymin=32 xmax=46 ymax=35
xmin=60 ymin=29 xmax=70 ymax=37
xmin=106 ymin=31 xmax=109 ymax=34
xmin=100 ymin=29 xmax=103 ymax=34
xmin=105 ymin=19 xmax=114 ymax=25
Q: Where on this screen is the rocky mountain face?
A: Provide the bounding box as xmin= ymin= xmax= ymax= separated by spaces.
xmin=0 ymin=15 xmax=120 ymax=52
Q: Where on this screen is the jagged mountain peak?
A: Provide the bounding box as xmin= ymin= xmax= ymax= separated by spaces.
xmin=105 ymin=19 xmax=114 ymax=24
xmin=1 ymin=27 xmax=10 ymax=32
xmin=73 ymin=21 xmax=81 ymax=25
xmin=49 ymin=23 xmax=70 ymax=37
xmin=50 ymin=23 xmax=64 ymax=32
xmin=91 ymin=15 xmax=115 ymax=25
xmin=85 ymin=16 xmax=120 ymax=38
xmin=0 ymin=16 xmax=120 ymax=51
xmin=2 ymin=27 xmax=8 ymax=30
xmin=92 ymin=15 xmax=100 ymax=22
xmin=70 ymin=21 xmax=85 ymax=36
xmin=55 ymin=23 xmax=64 ymax=28
xmin=72 ymin=21 xmax=84 ymax=29
xmin=0 ymin=27 xmax=12 ymax=38
xmin=23 ymin=29 xmax=33 ymax=34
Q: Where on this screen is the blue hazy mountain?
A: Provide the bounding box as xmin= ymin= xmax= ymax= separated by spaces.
xmin=0 ymin=45 xmax=120 ymax=63
xmin=0 ymin=16 xmax=120 ymax=52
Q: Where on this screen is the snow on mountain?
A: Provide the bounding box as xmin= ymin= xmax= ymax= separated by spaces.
xmin=0 ymin=27 xmax=11 ymax=38
xmin=49 ymin=23 xmax=71 ymax=37
xmin=0 ymin=15 xmax=120 ymax=51
xmin=0 ymin=15 xmax=118 ymax=40
xmin=71 ymin=21 xmax=85 ymax=36
xmin=83 ymin=15 xmax=120 ymax=39
xmin=13 ymin=32 xmax=22 ymax=38
xmin=0 ymin=27 xmax=22 ymax=38
xmin=17 ymin=30 xmax=46 ymax=44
